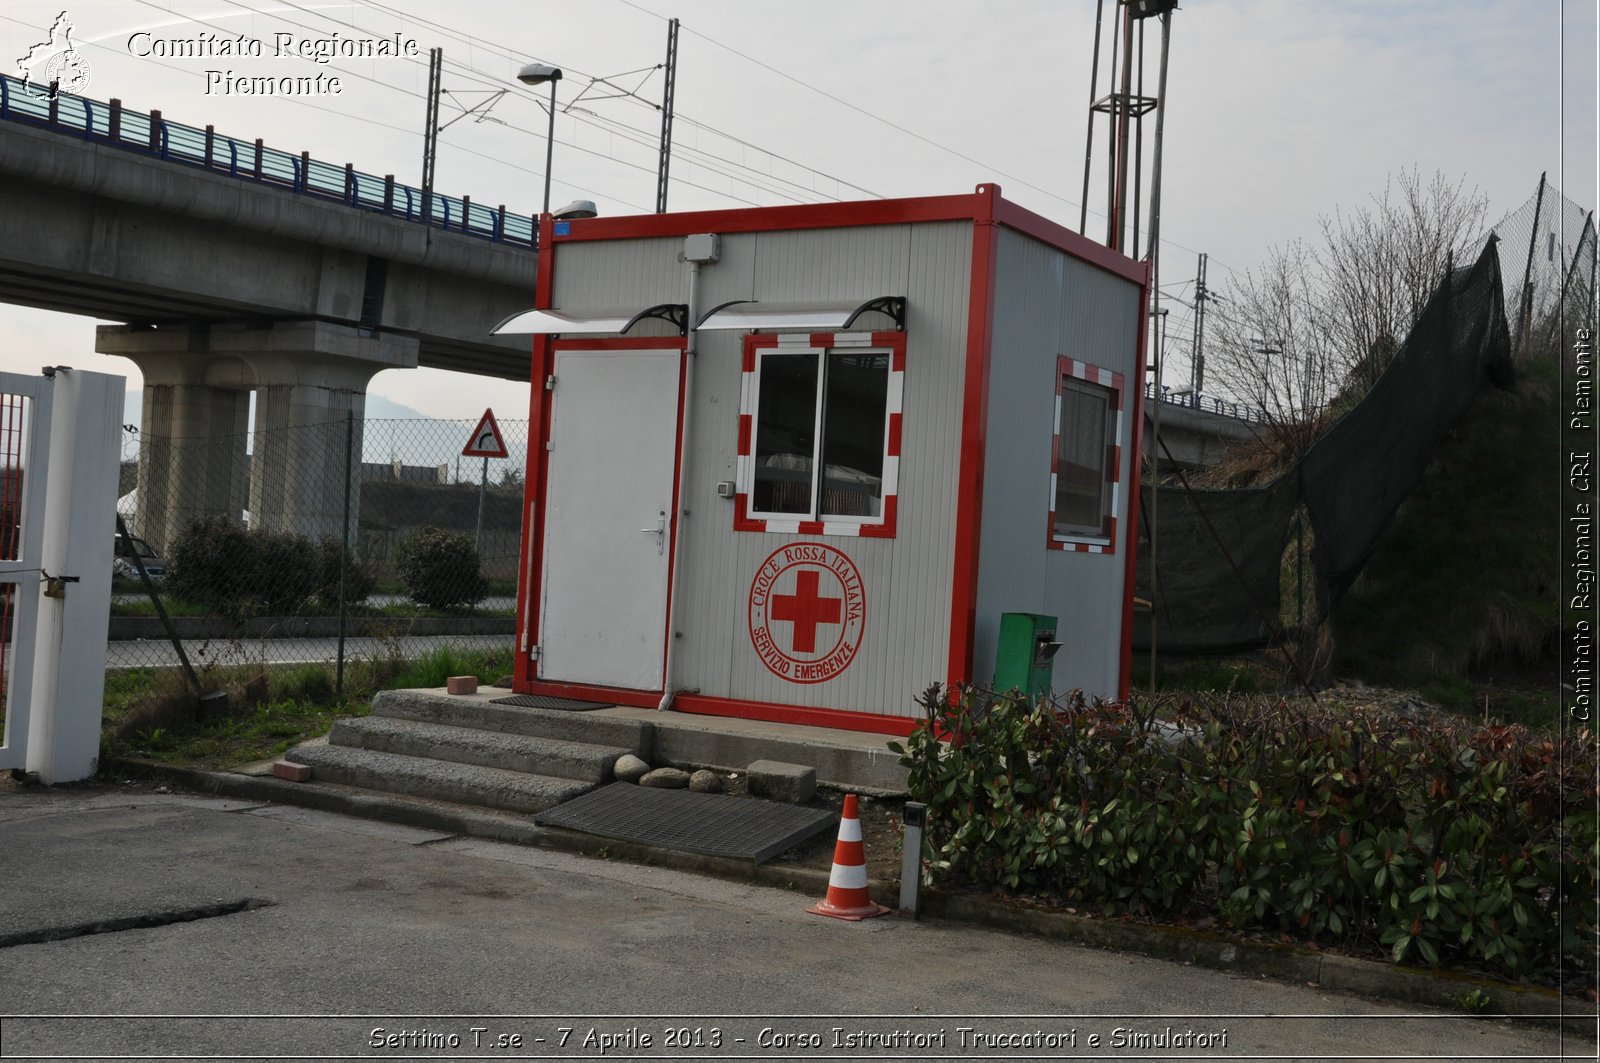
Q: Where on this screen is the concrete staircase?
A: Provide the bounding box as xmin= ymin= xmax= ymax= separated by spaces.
xmin=284 ymin=689 xmax=652 ymax=815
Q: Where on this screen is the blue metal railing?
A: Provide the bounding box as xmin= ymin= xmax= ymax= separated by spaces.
xmin=0 ymin=74 xmax=537 ymax=249
xmin=1143 ymin=382 xmax=1264 ymax=424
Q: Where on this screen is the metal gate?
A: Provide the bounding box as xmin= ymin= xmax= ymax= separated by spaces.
xmin=0 ymin=368 xmax=123 ymax=783
xmin=0 ymin=373 xmax=53 ymax=773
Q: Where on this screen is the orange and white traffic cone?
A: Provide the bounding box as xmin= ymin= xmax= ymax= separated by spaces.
xmin=806 ymin=794 xmax=890 ymax=921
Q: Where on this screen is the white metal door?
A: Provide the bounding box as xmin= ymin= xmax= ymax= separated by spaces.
xmin=539 ymin=349 xmax=681 ymax=689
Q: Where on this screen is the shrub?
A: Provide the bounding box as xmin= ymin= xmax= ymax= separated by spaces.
xmin=165 ymin=517 xmax=317 ymax=616
xmin=166 ymin=517 xmax=257 ymax=614
xmin=892 ymin=685 xmax=1598 ymax=983
xmin=395 ymin=527 xmax=487 ymax=610
xmin=253 ymin=530 xmax=317 ymax=615
xmin=314 ymin=536 xmax=375 ymax=610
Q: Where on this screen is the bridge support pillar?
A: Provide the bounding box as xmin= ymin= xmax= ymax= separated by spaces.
xmin=98 ymin=321 xmax=419 ymax=547
xmin=97 ymin=326 xmax=251 ymax=551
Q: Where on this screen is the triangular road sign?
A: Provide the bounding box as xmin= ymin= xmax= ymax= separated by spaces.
xmin=462 ymin=408 xmax=509 ymax=458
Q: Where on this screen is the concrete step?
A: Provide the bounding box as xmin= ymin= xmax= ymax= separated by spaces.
xmin=329 ymin=715 xmax=628 ymax=784
xmin=372 ymin=689 xmax=653 ymax=756
xmin=284 ymin=740 xmax=592 ymax=815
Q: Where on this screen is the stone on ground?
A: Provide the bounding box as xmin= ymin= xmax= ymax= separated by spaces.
xmin=639 ymin=767 xmax=690 ymax=789
xmin=614 ymin=754 xmax=651 ymax=784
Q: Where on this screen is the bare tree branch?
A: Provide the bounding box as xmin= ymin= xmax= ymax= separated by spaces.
xmin=1206 ymin=168 xmax=1488 ymax=460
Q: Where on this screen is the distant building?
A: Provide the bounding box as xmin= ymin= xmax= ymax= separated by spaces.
xmin=359 ymin=460 xmax=449 ymax=485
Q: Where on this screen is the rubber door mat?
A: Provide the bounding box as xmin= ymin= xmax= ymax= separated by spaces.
xmin=490 ymin=694 xmax=611 ymax=711
xmin=535 ymin=782 xmax=837 ymax=863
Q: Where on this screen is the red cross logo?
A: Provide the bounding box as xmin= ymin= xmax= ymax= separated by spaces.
xmin=748 ymin=544 xmax=867 ymax=685
xmin=770 ymin=570 xmax=842 ymax=653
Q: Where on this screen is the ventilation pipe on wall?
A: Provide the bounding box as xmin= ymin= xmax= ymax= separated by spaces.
xmin=658 ymin=233 xmax=720 ymax=711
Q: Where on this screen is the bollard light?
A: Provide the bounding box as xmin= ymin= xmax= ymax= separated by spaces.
xmin=899 ymin=801 xmax=927 ymax=917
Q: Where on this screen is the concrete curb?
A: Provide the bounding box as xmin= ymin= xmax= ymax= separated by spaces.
xmin=920 ymin=894 xmax=1593 ymax=1034
xmin=108 ymin=758 xmax=1595 ymax=1035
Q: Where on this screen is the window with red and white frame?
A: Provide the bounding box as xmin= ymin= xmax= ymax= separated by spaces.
xmin=735 ymin=332 xmax=903 ymax=538
xmin=1048 ymin=356 xmax=1123 ymax=554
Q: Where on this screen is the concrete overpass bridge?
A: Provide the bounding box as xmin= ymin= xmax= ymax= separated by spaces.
xmin=1140 ymin=386 xmax=1264 ymax=470
xmin=0 ymin=76 xmax=1263 ymax=550
xmin=0 ymin=75 xmax=537 ymax=547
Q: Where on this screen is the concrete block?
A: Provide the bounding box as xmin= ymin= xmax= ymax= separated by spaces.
xmin=446 ymin=675 xmax=479 ymax=695
xmin=747 ymin=760 xmax=816 ymax=803
xmin=272 ymin=759 xmax=312 ymax=782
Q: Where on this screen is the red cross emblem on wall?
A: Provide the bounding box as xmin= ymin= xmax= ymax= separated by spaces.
xmin=770 ymin=570 xmax=842 ymax=653
xmin=747 ymin=544 xmax=867 ymax=685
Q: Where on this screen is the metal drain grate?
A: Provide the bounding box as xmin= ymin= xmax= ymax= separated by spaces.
xmin=536 ymin=783 xmax=838 ymax=863
xmin=490 ymin=694 xmax=611 ymax=712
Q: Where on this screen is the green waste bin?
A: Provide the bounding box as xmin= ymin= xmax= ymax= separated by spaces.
xmin=994 ymin=612 xmax=1060 ymax=700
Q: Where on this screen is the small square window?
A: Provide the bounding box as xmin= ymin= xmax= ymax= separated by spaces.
xmin=737 ymin=333 xmax=903 ymax=537
xmin=1049 ymin=356 xmax=1124 ymax=553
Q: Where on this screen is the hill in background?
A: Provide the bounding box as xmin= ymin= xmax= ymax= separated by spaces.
xmin=1328 ymin=357 xmax=1564 ymax=725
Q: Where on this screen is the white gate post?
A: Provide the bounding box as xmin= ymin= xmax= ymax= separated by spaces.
xmin=27 ymin=368 xmax=123 ymax=784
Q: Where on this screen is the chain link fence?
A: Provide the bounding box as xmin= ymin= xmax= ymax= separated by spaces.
xmin=111 ymin=414 xmax=529 ymax=678
xmin=1490 ymin=176 xmax=1598 ymax=353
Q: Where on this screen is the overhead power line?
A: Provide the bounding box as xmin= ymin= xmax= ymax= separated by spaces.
xmin=605 ymin=0 xmax=1234 ymax=273
xmin=258 ymin=0 xmax=879 ymax=204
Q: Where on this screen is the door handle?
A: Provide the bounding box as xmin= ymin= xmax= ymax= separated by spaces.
xmin=640 ymin=511 xmax=666 ymax=555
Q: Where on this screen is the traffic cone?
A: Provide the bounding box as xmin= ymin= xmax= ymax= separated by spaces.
xmin=806 ymin=794 xmax=890 ymax=920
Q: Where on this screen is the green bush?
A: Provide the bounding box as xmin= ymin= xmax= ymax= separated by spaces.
xmin=891 ymin=686 xmax=1597 ymax=982
xmin=165 ymin=517 xmax=317 ymax=616
xmin=254 ymin=530 xmax=317 ymax=615
xmin=166 ymin=516 xmax=250 ymax=610
xmin=314 ymin=536 xmax=375 ymax=609
xmin=395 ymin=527 xmax=487 ymax=610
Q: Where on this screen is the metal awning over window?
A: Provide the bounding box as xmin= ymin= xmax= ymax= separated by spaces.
xmin=694 ymin=296 xmax=906 ymax=332
xmin=491 ymin=303 xmax=687 ymax=336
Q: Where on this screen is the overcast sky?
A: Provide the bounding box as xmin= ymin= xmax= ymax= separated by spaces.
xmin=1 ymin=0 xmax=1595 ymax=422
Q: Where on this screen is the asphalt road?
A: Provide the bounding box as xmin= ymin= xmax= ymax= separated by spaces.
xmin=0 ymin=783 xmax=1589 ymax=1062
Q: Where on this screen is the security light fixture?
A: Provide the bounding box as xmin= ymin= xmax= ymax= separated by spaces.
xmin=515 ymin=63 xmax=562 ymax=87
xmin=515 ymin=63 xmax=564 ymax=214
xmin=553 ymin=199 xmax=598 ymax=221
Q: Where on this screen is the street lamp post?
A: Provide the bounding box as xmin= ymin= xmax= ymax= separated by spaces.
xmin=516 ymin=63 xmax=563 ymax=214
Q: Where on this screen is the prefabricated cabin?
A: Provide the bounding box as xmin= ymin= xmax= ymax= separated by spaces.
xmin=500 ymin=184 xmax=1149 ymax=735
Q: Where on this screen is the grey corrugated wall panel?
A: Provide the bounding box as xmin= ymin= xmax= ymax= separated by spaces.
xmin=882 ymin=221 xmax=973 ymax=712
xmin=550 ymin=238 xmax=685 ymax=314
xmin=975 ymin=228 xmax=1141 ymax=700
xmin=750 ymin=226 xmax=911 ymax=302
xmin=716 ymin=223 xmax=971 ymax=717
xmin=670 ymin=234 xmax=756 ymax=704
xmin=543 ymin=223 xmax=970 ymax=718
